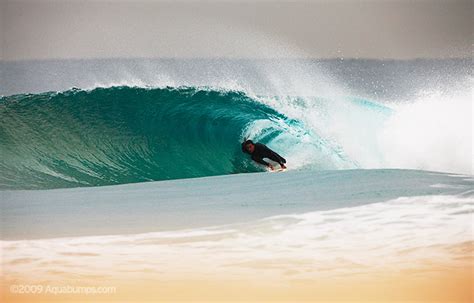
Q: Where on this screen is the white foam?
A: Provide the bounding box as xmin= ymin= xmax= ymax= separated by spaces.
xmin=379 ymin=90 xmax=472 ymax=174
xmin=2 ymin=194 xmax=472 ymax=282
xmin=243 ymin=83 xmax=472 ymax=175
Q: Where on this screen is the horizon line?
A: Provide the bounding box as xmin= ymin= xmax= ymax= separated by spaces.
xmin=2 ymin=56 xmax=472 ymax=63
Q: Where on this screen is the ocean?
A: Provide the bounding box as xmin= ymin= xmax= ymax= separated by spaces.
xmin=1 ymin=58 xmax=472 ymax=302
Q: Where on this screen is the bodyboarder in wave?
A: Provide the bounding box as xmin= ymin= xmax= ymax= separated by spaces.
xmin=241 ymin=139 xmax=287 ymax=171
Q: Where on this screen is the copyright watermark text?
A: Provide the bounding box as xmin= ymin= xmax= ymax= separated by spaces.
xmin=9 ymin=284 xmax=116 ymax=295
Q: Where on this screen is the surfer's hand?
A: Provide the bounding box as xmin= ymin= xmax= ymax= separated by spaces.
xmin=280 ymin=164 xmax=287 ymax=169
xmin=268 ymin=164 xmax=274 ymax=171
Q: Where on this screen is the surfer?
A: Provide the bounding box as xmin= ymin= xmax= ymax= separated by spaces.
xmin=241 ymin=139 xmax=287 ymax=170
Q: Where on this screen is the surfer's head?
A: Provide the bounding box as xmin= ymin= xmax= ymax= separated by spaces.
xmin=242 ymin=140 xmax=255 ymax=154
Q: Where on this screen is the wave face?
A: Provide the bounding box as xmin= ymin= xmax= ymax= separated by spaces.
xmin=1 ymin=86 xmax=380 ymax=189
xmin=0 ymin=87 xmax=265 ymax=189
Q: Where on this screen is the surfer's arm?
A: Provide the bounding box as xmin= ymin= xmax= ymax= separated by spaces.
xmin=262 ymin=146 xmax=286 ymax=165
xmin=251 ymin=155 xmax=270 ymax=167
xmin=268 ymin=151 xmax=286 ymax=165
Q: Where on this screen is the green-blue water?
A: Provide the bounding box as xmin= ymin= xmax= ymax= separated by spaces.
xmin=1 ymin=86 xmax=391 ymax=189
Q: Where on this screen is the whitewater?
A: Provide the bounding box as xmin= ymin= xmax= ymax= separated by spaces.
xmin=1 ymin=58 xmax=472 ymax=301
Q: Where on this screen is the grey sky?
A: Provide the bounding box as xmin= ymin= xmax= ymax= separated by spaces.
xmin=1 ymin=0 xmax=472 ymax=60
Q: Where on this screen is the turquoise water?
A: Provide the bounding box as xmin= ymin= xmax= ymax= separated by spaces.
xmin=2 ymin=168 xmax=472 ymax=240
xmin=0 ymin=86 xmax=391 ymax=189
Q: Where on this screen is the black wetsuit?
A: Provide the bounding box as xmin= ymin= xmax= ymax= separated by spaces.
xmin=250 ymin=143 xmax=286 ymax=167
